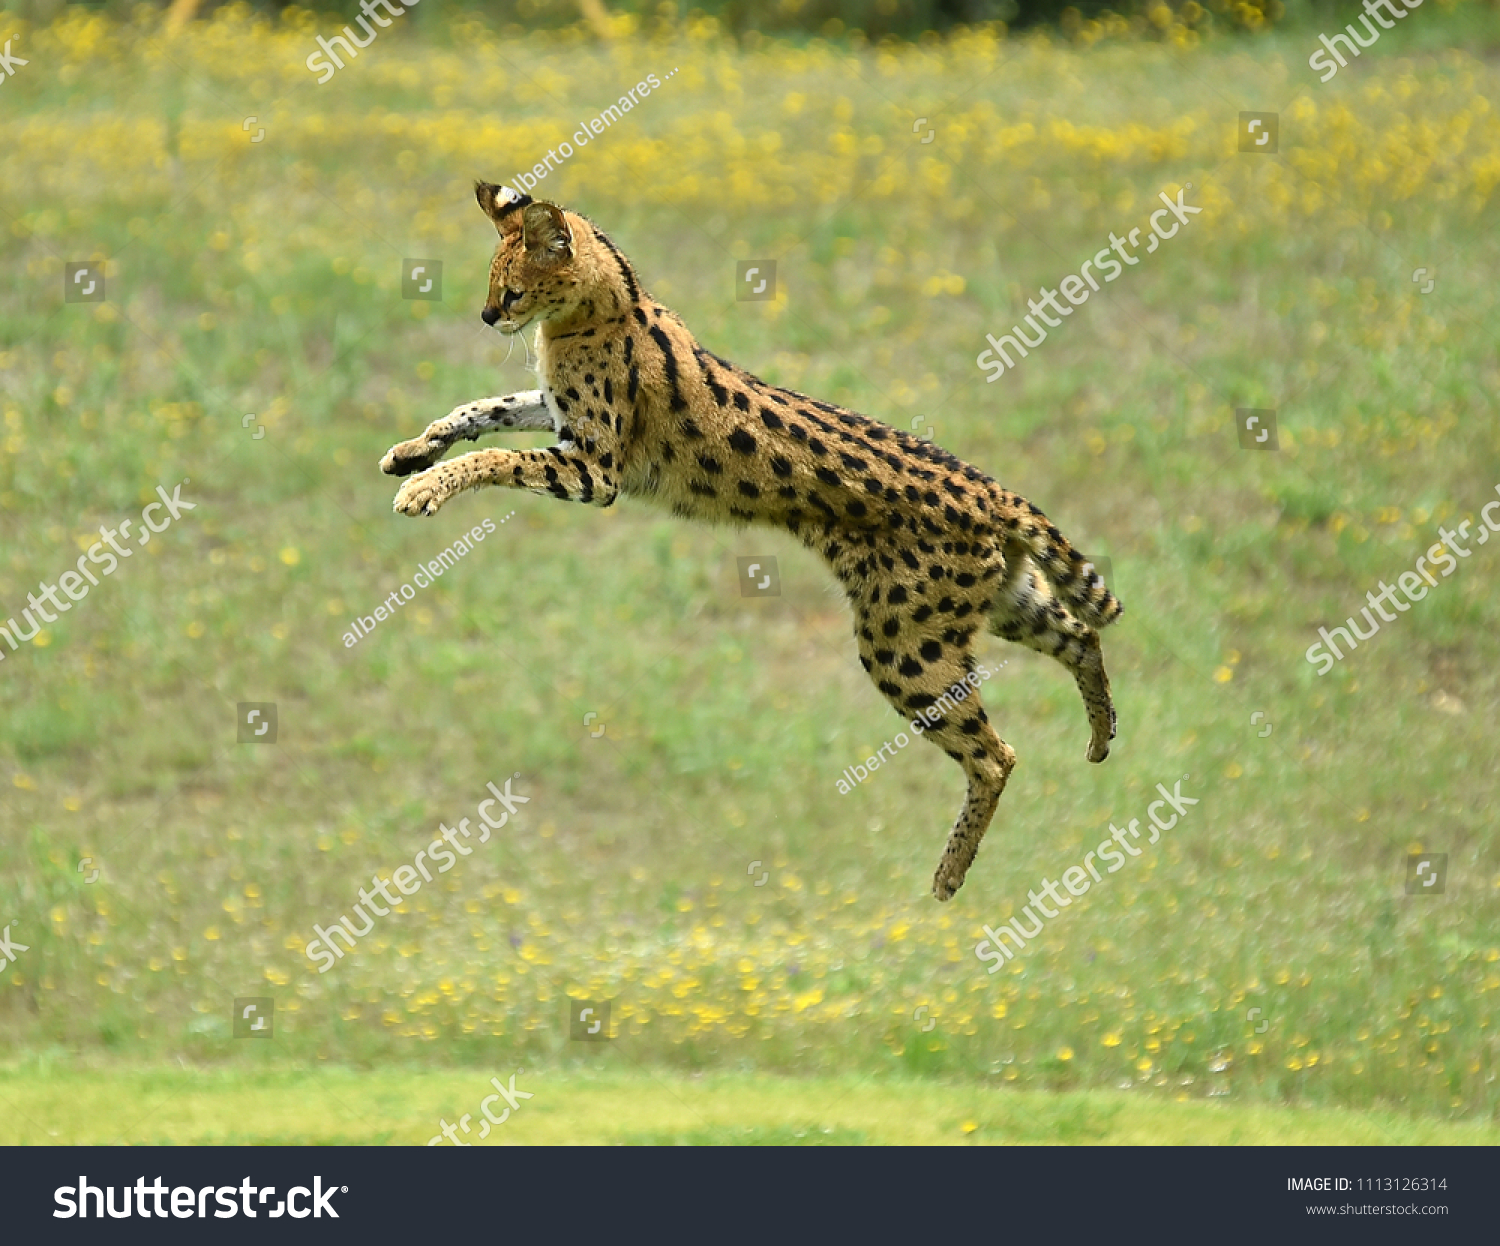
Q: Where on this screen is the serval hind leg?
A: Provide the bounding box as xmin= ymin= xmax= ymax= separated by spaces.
xmin=988 ymin=543 xmax=1116 ymax=764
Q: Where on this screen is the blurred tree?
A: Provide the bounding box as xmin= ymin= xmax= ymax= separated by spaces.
xmin=25 ymin=0 xmax=1323 ymax=39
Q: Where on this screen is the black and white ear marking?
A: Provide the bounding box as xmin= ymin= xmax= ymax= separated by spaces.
xmin=476 ymin=181 xmax=533 ymax=226
xmin=495 ymin=184 xmax=530 ymax=211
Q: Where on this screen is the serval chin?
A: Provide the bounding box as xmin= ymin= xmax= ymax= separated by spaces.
xmin=382 ymin=183 xmax=1124 ymax=901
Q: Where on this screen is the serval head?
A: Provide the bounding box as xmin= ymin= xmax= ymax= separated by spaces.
xmin=474 ymin=182 xmax=630 ymax=336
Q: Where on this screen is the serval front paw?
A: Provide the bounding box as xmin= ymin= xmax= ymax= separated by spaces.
xmin=393 ymin=467 xmax=455 ymax=517
xmin=380 ymin=436 xmax=446 ymax=477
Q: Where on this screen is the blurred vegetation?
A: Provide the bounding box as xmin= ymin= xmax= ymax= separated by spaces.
xmin=0 ymin=6 xmax=1498 ymax=1138
xmin=17 ymin=0 xmax=1500 ymax=44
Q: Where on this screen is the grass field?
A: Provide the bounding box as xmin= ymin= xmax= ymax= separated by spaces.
xmin=1 ymin=7 xmax=1499 ymax=1143
xmin=6 ymin=1064 xmax=1500 ymax=1145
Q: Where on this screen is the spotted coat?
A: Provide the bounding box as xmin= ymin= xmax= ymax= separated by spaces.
xmin=385 ymin=184 xmax=1124 ymax=900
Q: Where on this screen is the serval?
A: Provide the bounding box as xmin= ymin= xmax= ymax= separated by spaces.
xmin=383 ymin=184 xmax=1123 ymax=900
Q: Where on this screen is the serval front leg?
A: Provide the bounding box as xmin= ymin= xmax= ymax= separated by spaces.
xmin=393 ymin=439 xmax=621 ymax=517
xmin=380 ymin=390 xmax=552 ymax=477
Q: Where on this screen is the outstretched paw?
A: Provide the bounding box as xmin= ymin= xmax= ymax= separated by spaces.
xmin=393 ymin=468 xmax=454 ymax=516
xmin=381 ymin=436 xmax=445 ymax=477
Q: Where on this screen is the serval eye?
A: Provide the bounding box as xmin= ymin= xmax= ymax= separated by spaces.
xmin=501 ymin=288 xmax=523 ymax=311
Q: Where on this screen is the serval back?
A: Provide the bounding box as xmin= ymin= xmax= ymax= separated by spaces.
xmin=383 ymin=182 xmax=1124 ymax=900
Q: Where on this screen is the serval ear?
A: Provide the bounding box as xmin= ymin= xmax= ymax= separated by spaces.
xmin=475 ymin=181 xmax=531 ymax=234
xmin=522 ymin=201 xmax=574 ymax=260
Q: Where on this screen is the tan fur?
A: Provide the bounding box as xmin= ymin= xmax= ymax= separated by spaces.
xmin=384 ymin=184 xmax=1124 ymax=900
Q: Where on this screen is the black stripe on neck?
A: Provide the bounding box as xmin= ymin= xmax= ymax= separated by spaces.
xmin=591 ymin=226 xmax=641 ymax=306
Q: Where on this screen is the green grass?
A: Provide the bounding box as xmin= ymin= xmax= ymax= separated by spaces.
xmin=0 ymin=8 xmax=1498 ymax=1143
xmin=5 ymin=1064 xmax=1498 ymax=1145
